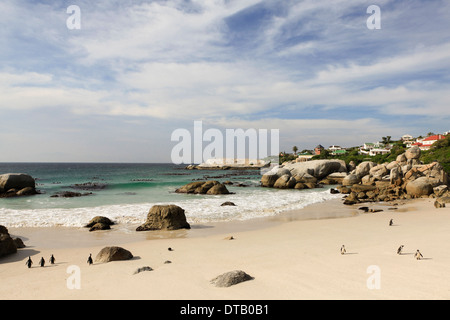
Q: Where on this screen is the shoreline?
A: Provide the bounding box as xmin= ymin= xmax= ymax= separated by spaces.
xmin=2 ymin=197 xmax=450 ymax=300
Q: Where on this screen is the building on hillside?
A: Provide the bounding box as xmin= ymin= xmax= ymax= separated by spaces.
xmin=331 ymin=149 xmax=347 ymax=156
xmin=296 ymin=153 xmax=314 ymax=162
xmin=328 ymin=145 xmax=342 ymax=152
xmin=401 ymin=134 xmax=413 ymax=141
xmin=359 ymin=141 xmax=392 ymax=157
xmin=314 ymin=145 xmax=324 ymax=155
xmin=412 ymin=134 xmax=446 ymax=150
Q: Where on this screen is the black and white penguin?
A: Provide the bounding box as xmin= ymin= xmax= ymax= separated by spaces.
xmin=397 ymin=245 xmax=404 ymax=255
xmin=389 ymin=219 xmax=393 ymax=226
xmin=49 ymin=254 xmax=56 ymax=264
xmin=25 ymin=256 xmax=33 ymax=268
xmin=414 ymin=250 xmax=423 ymax=260
xmin=87 ymin=253 xmax=93 ymax=265
xmin=340 ymin=245 xmax=346 ymax=255
xmin=39 ymin=257 xmax=45 ymax=267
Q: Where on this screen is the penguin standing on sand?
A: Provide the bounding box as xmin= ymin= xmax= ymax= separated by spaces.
xmin=26 ymin=256 xmax=33 ymax=268
xmin=87 ymin=253 xmax=93 ymax=265
xmin=49 ymin=254 xmax=55 ymax=265
xmin=389 ymin=219 xmax=394 ymax=226
xmin=340 ymin=245 xmax=346 ymax=255
xmin=397 ymin=245 xmax=404 ymax=255
xmin=414 ymin=250 xmax=423 ymax=260
xmin=39 ymin=257 xmax=45 ymax=267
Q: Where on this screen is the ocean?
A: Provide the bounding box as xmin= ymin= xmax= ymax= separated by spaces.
xmin=0 ymin=163 xmax=341 ymax=228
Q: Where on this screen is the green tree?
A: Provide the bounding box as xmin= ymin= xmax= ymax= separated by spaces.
xmin=292 ymin=146 xmax=298 ymax=155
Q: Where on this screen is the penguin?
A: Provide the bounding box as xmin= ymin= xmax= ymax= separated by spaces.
xmin=25 ymin=256 xmax=33 ymax=268
xmin=168 ymin=247 xmax=173 ymax=251
xmin=87 ymin=253 xmax=93 ymax=265
xmin=397 ymin=245 xmax=404 ymax=255
xmin=49 ymin=254 xmax=55 ymax=265
xmin=39 ymin=257 xmax=45 ymax=267
xmin=389 ymin=219 xmax=393 ymax=226
xmin=414 ymin=250 xmax=423 ymax=260
xmin=340 ymin=245 xmax=346 ymax=255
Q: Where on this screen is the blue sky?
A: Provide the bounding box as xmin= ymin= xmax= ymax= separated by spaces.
xmin=1 ymin=0 xmax=449 ymax=162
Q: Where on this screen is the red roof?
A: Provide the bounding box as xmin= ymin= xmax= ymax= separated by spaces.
xmin=423 ymin=134 xmax=445 ymax=141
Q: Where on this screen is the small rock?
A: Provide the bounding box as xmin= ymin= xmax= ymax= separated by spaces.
xmin=221 ymin=201 xmax=236 ymax=206
xmin=210 ymin=270 xmax=254 ymax=287
xmin=133 ymin=266 xmax=153 ymax=274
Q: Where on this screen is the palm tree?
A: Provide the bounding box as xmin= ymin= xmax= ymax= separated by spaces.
xmin=382 ymin=136 xmax=392 ymax=145
xmin=292 ymin=146 xmax=298 ymax=155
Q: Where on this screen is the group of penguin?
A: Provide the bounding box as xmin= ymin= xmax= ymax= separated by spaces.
xmin=340 ymin=218 xmax=424 ymax=260
xmin=25 ymin=253 xmax=94 ymax=268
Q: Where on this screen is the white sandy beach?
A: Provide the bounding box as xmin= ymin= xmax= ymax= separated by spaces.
xmin=1 ymin=198 xmax=450 ymax=300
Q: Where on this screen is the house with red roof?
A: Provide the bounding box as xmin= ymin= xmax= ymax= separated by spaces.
xmin=412 ymin=134 xmax=446 ymax=150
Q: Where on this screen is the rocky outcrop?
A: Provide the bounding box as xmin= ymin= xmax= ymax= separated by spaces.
xmin=261 ymin=160 xmax=346 ymax=189
xmin=0 ymin=173 xmax=37 ymax=197
xmin=175 ymin=181 xmax=231 ymax=195
xmin=95 ymin=246 xmax=133 ymax=263
xmin=339 ymin=147 xmax=449 ymax=205
xmin=136 ymin=205 xmax=191 ymax=231
xmin=210 ymin=270 xmax=254 ymax=287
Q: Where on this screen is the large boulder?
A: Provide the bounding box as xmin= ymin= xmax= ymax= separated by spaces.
xmin=136 ymin=204 xmax=191 ymax=231
xmin=390 ymin=166 xmax=403 ymax=186
xmin=95 ymin=246 xmax=133 ymax=263
xmin=175 ymin=181 xmax=230 ymax=195
xmin=369 ymin=164 xmax=388 ymax=178
xmin=273 ymin=174 xmax=296 ymax=189
xmin=0 ymin=173 xmax=36 ymax=194
xmin=355 ymin=161 xmax=377 ymax=179
xmin=283 ymin=160 xmax=347 ymax=180
xmin=0 ymin=225 xmax=17 ymax=258
xmin=405 ymin=146 xmax=421 ymax=160
xmin=405 ymin=177 xmax=434 ymax=197
xmin=342 ymin=174 xmax=360 ymax=186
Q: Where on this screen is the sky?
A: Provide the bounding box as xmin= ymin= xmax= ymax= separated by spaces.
xmin=1 ymin=0 xmax=450 ymax=162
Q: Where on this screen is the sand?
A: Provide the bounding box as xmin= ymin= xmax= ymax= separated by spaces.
xmin=1 ymin=197 xmax=450 ymax=300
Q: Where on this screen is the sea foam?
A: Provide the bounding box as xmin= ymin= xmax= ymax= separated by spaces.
xmin=0 ymin=188 xmax=341 ymax=228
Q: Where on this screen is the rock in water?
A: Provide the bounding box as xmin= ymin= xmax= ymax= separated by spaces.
xmin=136 ymin=205 xmax=191 ymax=231
xmin=175 ymin=181 xmax=230 ymax=195
xmin=210 ymin=270 xmax=254 ymax=287
xmin=0 ymin=173 xmax=36 ymax=196
xmin=95 ymin=246 xmax=133 ymax=263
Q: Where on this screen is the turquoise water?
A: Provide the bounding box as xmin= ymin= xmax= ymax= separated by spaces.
xmin=0 ymin=163 xmax=340 ymax=227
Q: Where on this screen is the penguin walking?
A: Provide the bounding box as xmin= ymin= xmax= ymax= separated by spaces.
xmin=340 ymin=245 xmax=346 ymax=255
xmin=49 ymin=254 xmax=55 ymax=265
xmin=39 ymin=257 xmax=45 ymax=267
xmin=389 ymin=219 xmax=393 ymax=226
xmin=414 ymin=250 xmax=423 ymax=260
xmin=25 ymin=256 xmax=33 ymax=268
xmin=397 ymin=245 xmax=404 ymax=255
xmin=87 ymin=253 xmax=93 ymax=265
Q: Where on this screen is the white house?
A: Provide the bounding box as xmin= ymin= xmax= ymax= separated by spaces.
xmin=401 ymin=134 xmax=413 ymax=141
